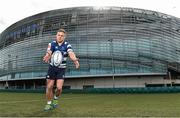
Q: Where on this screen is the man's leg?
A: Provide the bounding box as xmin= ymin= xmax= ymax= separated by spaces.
xmin=52 ymin=79 xmax=64 ymax=107
xmin=56 ymin=79 xmax=64 ymax=97
xmin=46 ymin=79 xmax=55 ymax=102
xmin=44 ymin=79 xmax=55 ymax=111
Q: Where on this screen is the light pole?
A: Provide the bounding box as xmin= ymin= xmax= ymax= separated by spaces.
xmin=108 ymin=39 xmax=115 ymax=88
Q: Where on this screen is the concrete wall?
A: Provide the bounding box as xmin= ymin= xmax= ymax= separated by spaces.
xmin=0 ymin=75 xmax=170 ymax=89
xmin=64 ymin=76 xmax=165 ymax=89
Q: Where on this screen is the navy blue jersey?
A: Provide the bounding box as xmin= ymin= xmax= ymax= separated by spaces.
xmin=47 ymin=40 xmax=73 ymax=68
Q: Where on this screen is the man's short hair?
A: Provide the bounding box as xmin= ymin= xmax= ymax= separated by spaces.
xmin=57 ymin=28 xmax=66 ymax=34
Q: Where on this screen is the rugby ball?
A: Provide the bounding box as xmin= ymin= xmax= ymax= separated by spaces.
xmin=51 ymin=51 xmax=63 ymax=66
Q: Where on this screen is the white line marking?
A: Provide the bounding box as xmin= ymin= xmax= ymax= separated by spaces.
xmin=0 ymin=100 xmax=41 ymax=104
xmin=0 ymin=96 xmax=96 ymax=104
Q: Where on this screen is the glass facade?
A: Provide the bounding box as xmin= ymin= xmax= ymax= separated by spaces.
xmin=0 ymin=7 xmax=180 ymax=81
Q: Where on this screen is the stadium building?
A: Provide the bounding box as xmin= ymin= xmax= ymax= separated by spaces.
xmin=0 ymin=7 xmax=180 ymax=90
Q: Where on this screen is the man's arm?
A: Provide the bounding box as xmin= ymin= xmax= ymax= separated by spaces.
xmin=68 ymin=51 xmax=80 ymax=69
xmin=43 ymin=43 xmax=53 ymax=63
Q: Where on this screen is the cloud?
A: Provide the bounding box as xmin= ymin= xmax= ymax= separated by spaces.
xmin=0 ymin=18 xmax=7 ymax=33
xmin=0 ymin=18 xmax=6 ymax=25
xmin=0 ymin=0 xmax=180 ymax=33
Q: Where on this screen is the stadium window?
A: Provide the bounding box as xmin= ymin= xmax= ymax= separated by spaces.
xmin=21 ymin=27 xmax=26 ymax=37
xmin=26 ymin=26 xmax=31 ymax=36
xmin=10 ymin=73 xmax=15 ymax=79
xmin=52 ymin=23 xmax=60 ymax=30
xmin=15 ymin=73 xmax=20 ymax=79
xmin=0 ymin=75 xmax=7 ymax=81
xmin=20 ymin=72 xmax=33 ymax=79
xmin=31 ymin=24 xmax=36 ymax=35
xmin=17 ymin=29 xmax=21 ymax=39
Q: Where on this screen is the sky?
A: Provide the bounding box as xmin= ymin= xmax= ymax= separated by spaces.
xmin=0 ymin=0 xmax=180 ymax=33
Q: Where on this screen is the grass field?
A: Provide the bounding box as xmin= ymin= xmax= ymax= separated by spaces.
xmin=0 ymin=92 xmax=180 ymax=117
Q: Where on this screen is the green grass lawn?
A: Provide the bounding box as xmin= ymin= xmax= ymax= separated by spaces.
xmin=0 ymin=92 xmax=180 ymax=117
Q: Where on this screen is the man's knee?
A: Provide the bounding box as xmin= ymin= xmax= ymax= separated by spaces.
xmin=46 ymin=80 xmax=55 ymax=89
xmin=56 ymin=79 xmax=64 ymax=92
xmin=57 ymin=86 xmax=62 ymax=91
xmin=47 ymin=83 xmax=54 ymax=90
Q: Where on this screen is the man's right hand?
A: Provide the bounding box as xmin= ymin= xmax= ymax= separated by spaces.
xmin=43 ymin=54 xmax=51 ymax=63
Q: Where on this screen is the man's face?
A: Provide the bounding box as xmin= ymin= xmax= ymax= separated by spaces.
xmin=56 ymin=32 xmax=65 ymax=43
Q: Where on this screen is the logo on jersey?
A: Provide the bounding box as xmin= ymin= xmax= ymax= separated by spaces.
xmin=51 ymin=51 xmax=63 ymax=67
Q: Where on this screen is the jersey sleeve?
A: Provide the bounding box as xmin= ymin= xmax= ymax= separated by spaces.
xmin=66 ymin=42 xmax=73 ymax=52
xmin=47 ymin=42 xmax=54 ymax=52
